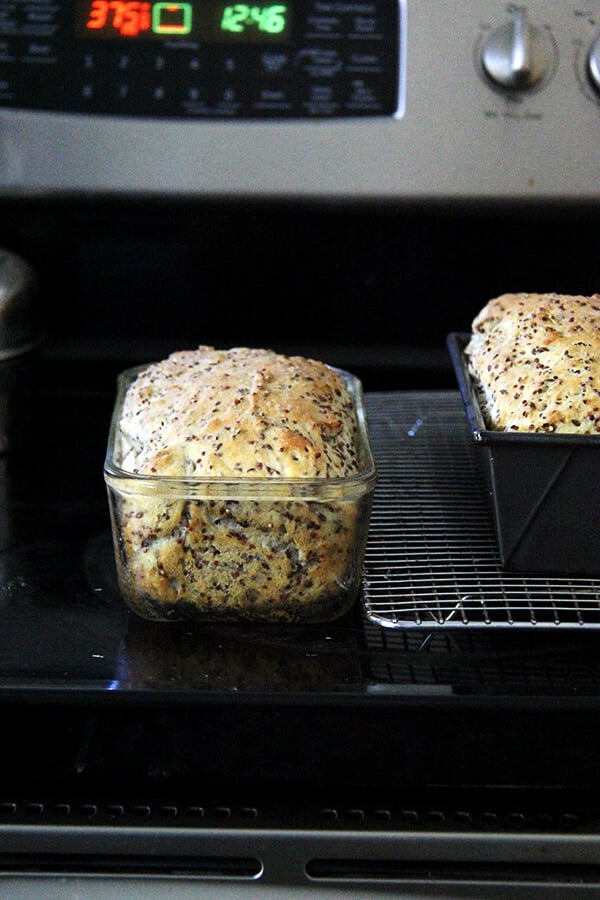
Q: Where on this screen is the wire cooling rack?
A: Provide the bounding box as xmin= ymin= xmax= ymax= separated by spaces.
xmin=362 ymin=391 xmax=600 ymax=629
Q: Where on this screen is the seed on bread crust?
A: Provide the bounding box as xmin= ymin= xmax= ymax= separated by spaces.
xmin=465 ymin=293 xmax=600 ymax=433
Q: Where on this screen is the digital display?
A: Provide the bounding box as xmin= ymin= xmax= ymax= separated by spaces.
xmin=76 ymin=0 xmax=291 ymax=41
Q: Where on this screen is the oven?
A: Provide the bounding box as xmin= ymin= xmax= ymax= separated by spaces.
xmin=1 ymin=1 xmax=600 ymax=897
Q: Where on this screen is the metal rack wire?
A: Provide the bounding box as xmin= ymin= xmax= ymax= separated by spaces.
xmin=362 ymin=392 xmax=600 ymax=629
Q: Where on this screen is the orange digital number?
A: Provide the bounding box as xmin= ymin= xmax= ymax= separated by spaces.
xmin=86 ymin=0 xmax=109 ymax=29
xmin=86 ymin=0 xmax=152 ymax=35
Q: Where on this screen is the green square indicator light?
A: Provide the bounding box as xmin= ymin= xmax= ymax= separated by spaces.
xmin=153 ymin=2 xmax=193 ymax=34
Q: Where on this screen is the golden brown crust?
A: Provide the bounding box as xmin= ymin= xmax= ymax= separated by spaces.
xmin=465 ymin=293 xmax=600 ymax=433
xmin=118 ymin=346 xmax=360 ymax=478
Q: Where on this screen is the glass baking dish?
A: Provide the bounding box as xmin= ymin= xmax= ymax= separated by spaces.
xmin=104 ymin=364 xmax=376 ymax=624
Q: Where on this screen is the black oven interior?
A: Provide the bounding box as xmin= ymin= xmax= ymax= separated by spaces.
xmin=4 ymin=198 xmax=600 ymax=391
xmin=1 ymin=199 xmax=600 ymax=897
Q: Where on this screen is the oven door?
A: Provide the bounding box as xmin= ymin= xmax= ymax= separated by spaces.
xmin=2 ymin=216 xmax=600 ymax=896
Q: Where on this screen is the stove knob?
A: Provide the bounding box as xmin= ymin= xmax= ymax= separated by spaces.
xmin=588 ymin=32 xmax=600 ymax=94
xmin=480 ymin=9 xmax=556 ymax=91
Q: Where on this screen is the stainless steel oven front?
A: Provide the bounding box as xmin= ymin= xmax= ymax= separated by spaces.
xmin=1 ymin=0 xmax=600 ymax=200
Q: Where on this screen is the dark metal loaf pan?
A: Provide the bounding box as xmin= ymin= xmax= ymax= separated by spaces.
xmin=447 ymin=332 xmax=600 ymax=576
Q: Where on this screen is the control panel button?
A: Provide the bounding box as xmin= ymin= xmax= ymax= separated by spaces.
xmin=480 ymin=8 xmax=557 ymax=91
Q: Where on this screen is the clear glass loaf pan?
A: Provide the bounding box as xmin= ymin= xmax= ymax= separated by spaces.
xmin=104 ymin=365 xmax=376 ymax=624
xmin=448 ymin=332 xmax=600 ymax=576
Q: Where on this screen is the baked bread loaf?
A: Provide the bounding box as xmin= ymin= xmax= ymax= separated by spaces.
xmin=118 ymin=346 xmax=362 ymax=478
xmin=465 ymin=292 xmax=600 ymax=434
xmin=106 ymin=346 xmax=374 ymax=624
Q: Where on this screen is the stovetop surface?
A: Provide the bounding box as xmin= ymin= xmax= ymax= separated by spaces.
xmin=3 ymin=377 xmax=600 ymax=706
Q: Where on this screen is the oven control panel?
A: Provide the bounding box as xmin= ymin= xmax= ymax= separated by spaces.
xmin=0 ymin=0 xmax=401 ymax=118
xmin=0 ymin=0 xmax=599 ymax=200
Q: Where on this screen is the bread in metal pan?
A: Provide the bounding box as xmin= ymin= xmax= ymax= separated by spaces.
xmin=465 ymin=292 xmax=600 ymax=434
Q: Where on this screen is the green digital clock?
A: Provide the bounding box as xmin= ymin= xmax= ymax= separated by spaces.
xmin=221 ymin=4 xmax=287 ymax=35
